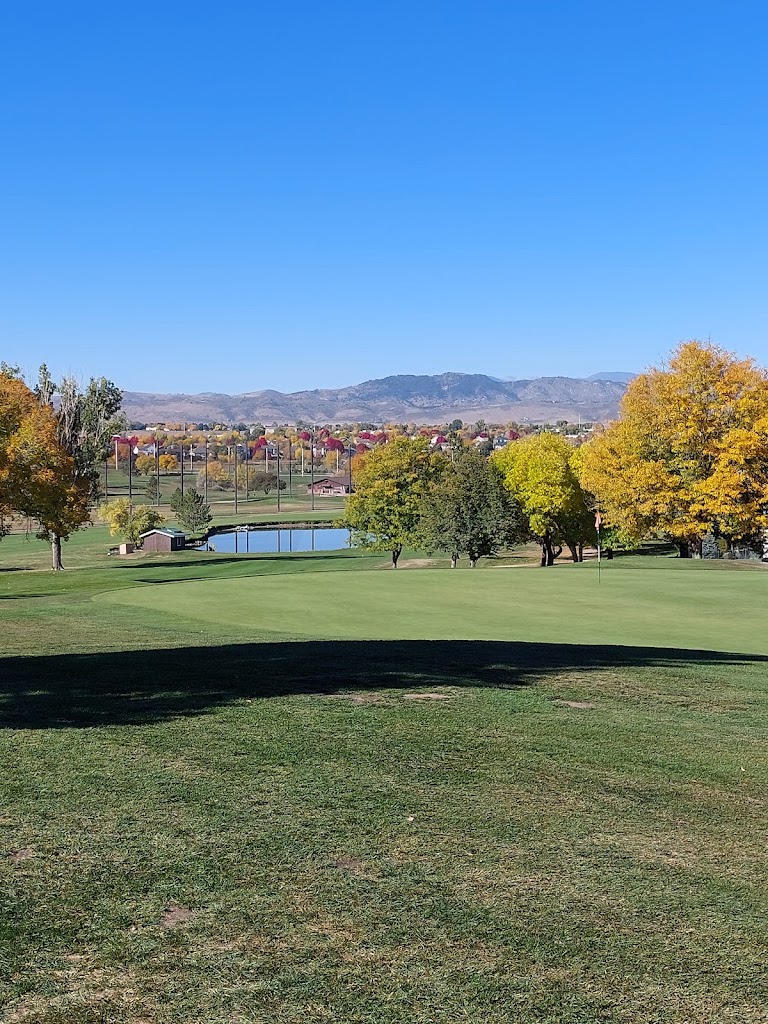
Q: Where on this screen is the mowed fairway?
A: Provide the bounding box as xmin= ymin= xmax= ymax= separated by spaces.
xmin=2 ymin=553 xmax=768 ymax=1023
xmin=100 ymin=559 xmax=768 ymax=653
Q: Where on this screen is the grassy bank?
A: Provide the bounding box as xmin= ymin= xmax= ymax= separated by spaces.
xmin=1 ymin=550 xmax=766 ymax=1022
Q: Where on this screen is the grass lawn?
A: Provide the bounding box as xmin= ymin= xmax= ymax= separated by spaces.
xmin=1 ymin=546 xmax=767 ymax=1023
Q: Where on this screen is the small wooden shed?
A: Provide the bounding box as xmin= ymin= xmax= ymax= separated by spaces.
xmin=140 ymin=528 xmax=186 ymax=552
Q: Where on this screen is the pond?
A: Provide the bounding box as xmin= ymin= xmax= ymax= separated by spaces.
xmin=197 ymin=526 xmax=352 ymax=554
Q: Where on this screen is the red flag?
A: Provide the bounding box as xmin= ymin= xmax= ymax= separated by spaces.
xmin=595 ymin=510 xmax=602 ymax=530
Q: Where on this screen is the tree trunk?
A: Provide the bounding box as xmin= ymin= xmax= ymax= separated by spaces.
xmin=469 ymin=556 xmax=478 ymax=568
xmin=392 ymin=546 xmax=401 ymax=568
xmin=567 ymin=543 xmax=579 ymax=563
xmin=678 ymin=540 xmax=691 ymax=558
xmin=51 ymin=534 xmax=63 ymax=571
xmin=578 ymin=542 xmax=584 ymax=562
xmin=450 ymin=552 xmax=458 ymax=568
xmin=541 ymin=534 xmax=561 ymax=566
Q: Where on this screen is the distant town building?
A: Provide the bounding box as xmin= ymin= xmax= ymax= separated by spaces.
xmin=306 ymin=477 xmax=353 ymax=496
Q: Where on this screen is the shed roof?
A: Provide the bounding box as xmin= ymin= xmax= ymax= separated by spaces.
xmin=139 ymin=528 xmax=186 ymax=538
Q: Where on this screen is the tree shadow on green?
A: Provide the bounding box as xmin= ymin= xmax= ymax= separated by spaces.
xmin=1 ymin=639 xmax=764 ymax=730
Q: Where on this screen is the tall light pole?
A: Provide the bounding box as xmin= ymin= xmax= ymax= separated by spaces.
xmin=234 ymin=443 xmax=239 ymax=516
xmin=204 ymin=436 xmax=209 ymax=505
xmin=310 ymin=428 xmax=315 ymax=512
xmin=155 ymin=431 xmax=161 ymax=505
xmin=276 ymin=441 xmax=281 ymax=513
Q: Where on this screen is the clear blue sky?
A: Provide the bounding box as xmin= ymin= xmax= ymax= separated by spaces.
xmin=2 ymin=1 xmax=767 ymax=393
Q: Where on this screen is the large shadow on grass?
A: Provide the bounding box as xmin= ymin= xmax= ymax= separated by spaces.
xmin=1 ymin=640 xmax=765 ymax=730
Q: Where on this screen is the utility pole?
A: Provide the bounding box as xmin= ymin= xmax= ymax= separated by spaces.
xmin=204 ymin=436 xmax=209 ymax=505
xmin=234 ymin=443 xmax=238 ymax=515
xmin=310 ymin=428 xmax=315 ymax=512
xmin=276 ymin=441 xmax=281 ymax=513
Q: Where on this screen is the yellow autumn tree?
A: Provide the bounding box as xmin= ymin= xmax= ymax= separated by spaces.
xmin=0 ymin=373 xmax=91 ymax=567
xmin=492 ymin=432 xmax=594 ymax=565
xmin=578 ymin=341 xmax=768 ymax=554
xmin=134 ymin=453 xmax=156 ymax=475
xmin=0 ymin=373 xmax=39 ymax=536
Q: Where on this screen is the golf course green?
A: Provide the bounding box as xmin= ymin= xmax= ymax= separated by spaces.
xmin=99 ymin=559 xmax=768 ymax=653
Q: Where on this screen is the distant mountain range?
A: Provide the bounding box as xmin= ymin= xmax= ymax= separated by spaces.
xmin=586 ymin=371 xmax=637 ymax=384
xmin=121 ymin=372 xmax=633 ymax=426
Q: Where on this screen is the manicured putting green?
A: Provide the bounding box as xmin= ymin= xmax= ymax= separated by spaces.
xmin=99 ymin=561 xmax=768 ymax=654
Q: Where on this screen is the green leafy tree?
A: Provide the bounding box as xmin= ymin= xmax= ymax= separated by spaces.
xmin=169 ymin=488 xmax=213 ymax=532
xmin=238 ymin=467 xmax=286 ymax=494
xmin=36 ymin=369 xmax=125 ymax=568
xmin=144 ymin=474 xmax=161 ymax=503
xmin=343 ymin=435 xmax=444 ymax=567
xmin=492 ymin=432 xmax=594 ymax=566
xmin=98 ymin=499 xmax=164 ymax=546
xmin=419 ymin=446 xmax=524 ymax=567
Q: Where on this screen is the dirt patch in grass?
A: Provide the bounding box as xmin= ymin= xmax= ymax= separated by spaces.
xmin=402 ymin=692 xmax=452 ymax=701
xmin=333 ymin=856 xmax=365 ymax=874
xmin=7 ymin=847 xmax=35 ymax=862
xmin=388 ymin=558 xmax=442 ymax=569
xmin=332 ymin=856 xmax=381 ymax=880
xmin=554 ymin=699 xmax=596 ymax=709
xmin=158 ymin=905 xmax=195 ymax=929
xmin=331 ymin=692 xmax=389 ymax=704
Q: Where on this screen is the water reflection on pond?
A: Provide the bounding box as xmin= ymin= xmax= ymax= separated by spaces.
xmin=197 ymin=526 xmax=352 ymax=554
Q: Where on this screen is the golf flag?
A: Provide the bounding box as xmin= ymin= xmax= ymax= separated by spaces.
xmin=595 ymin=510 xmax=602 ymax=530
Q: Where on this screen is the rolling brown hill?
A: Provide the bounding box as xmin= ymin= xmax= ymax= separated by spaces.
xmin=121 ymin=372 xmax=628 ymax=425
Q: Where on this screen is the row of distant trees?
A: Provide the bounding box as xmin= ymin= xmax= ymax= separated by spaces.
xmin=343 ymin=431 xmax=590 ymax=568
xmin=344 ymin=342 xmax=768 ymax=566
